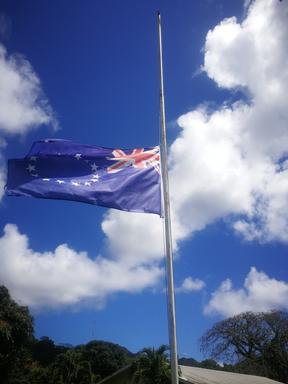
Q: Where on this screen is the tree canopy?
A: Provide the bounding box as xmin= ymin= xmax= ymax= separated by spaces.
xmin=0 ymin=285 xmax=34 ymax=382
xmin=200 ymin=310 xmax=288 ymax=383
xmin=132 ymin=345 xmax=171 ymax=384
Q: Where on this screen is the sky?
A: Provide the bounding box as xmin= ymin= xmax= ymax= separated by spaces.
xmin=0 ymin=0 xmax=287 ymax=361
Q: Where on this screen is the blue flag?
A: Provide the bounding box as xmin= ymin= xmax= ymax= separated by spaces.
xmin=6 ymin=139 xmax=161 ymax=215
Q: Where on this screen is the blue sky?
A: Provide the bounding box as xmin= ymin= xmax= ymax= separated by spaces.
xmin=0 ymin=0 xmax=287 ymax=361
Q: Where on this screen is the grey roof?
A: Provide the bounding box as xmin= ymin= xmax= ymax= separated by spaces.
xmin=179 ymin=365 xmax=284 ymax=384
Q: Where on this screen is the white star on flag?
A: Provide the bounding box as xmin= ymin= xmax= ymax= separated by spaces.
xmin=27 ymin=164 xmax=36 ymax=172
xmin=91 ymin=163 xmax=98 ymax=171
xmin=90 ymin=174 xmax=100 ymax=182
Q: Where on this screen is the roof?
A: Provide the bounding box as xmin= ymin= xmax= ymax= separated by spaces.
xmin=96 ymin=364 xmax=285 ymax=384
xmin=179 ymin=365 xmax=284 ymax=384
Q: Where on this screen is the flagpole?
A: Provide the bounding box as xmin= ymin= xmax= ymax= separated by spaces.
xmin=157 ymin=12 xmax=179 ymax=384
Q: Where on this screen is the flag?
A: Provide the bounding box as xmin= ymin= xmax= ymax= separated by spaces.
xmin=6 ymin=139 xmax=161 ymax=215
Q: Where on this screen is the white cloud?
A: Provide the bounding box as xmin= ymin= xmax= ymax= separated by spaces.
xmin=0 ymin=138 xmax=6 ymax=200
xmin=204 ymin=267 xmax=288 ymax=317
xmin=169 ymin=0 xmax=288 ymax=243
xmin=101 ymin=210 xmax=164 ymax=267
xmin=0 ymin=42 xmax=58 ymax=202
xmin=0 ymin=169 xmax=5 ymax=200
xmin=0 ymin=43 xmax=58 ymax=134
xmin=176 ymin=276 xmax=205 ymax=293
xmin=243 ymin=0 xmax=253 ymax=11
xmin=0 ymin=224 xmax=163 ymax=309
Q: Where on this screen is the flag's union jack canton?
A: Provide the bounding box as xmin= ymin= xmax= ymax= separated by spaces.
xmin=6 ymin=140 xmax=161 ymax=215
xmin=107 ymin=148 xmax=160 ymax=173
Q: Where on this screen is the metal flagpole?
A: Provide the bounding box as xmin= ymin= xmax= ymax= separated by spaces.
xmin=157 ymin=11 xmax=179 ymax=384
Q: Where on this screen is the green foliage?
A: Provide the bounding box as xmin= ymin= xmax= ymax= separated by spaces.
xmin=77 ymin=340 xmax=133 ymax=380
xmin=132 ymin=345 xmax=171 ymax=384
xmin=200 ymin=310 xmax=288 ymax=383
xmin=50 ymin=349 xmax=87 ymax=384
xmin=199 ymin=359 xmax=221 ymax=370
xmin=50 ymin=342 xmax=128 ymax=384
xmin=10 ymin=360 xmax=50 ymax=384
xmin=32 ymin=336 xmax=69 ymax=367
xmin=0 ymin=285 xmax=34 ymax=382
xmin=179 ymin=357 xmax=226 ymax=371
xmin=178 ymin=357 xmax=200 ymax=367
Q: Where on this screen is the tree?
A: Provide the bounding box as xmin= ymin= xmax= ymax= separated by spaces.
xmin=132 ymin=345 xmax=171 ymax=384
xmin=200 ymin=311 xmax=288 ymax=383
xmin=51 ymin=349 xmax=83 ymax=384
xmin=199 ymin=359 xmax=221 ymax=370
xmin=0 ymin=285 xmax=34 ymax=382
xmin=178 ymin=357 xmax=200 ymax=367
xmin=78 ymin=340 xmax=132 ymax=380
xmin=32 ymin=336 xmax=59 ymax=366
xmin=51 ymin=349 xmax=102 ymax=384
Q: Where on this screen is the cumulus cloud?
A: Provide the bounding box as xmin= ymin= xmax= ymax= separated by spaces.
xmin=0 ymin=169 xmax=5 ymax=200
xmin=204 ymin=267 xmax=288 ymax=317
xmin=101 ymin=210 xmax=164 ymax=267
xmin=0 ymin=138 xmax=6 ymax=200
xmin=169 ymin=0 xmax=288 ymax=243
xmin=0 ymin=224 xmax=162 ymax=308
xmin=0 ymin=42 xmax=58 ymax=202
xmin=0 ymin=219 xmax=205 ymax=308
xmin=176 ymin=277 xmax=205 ymax=293
xmin=0 ymin=43 xmax=58 ymax=134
